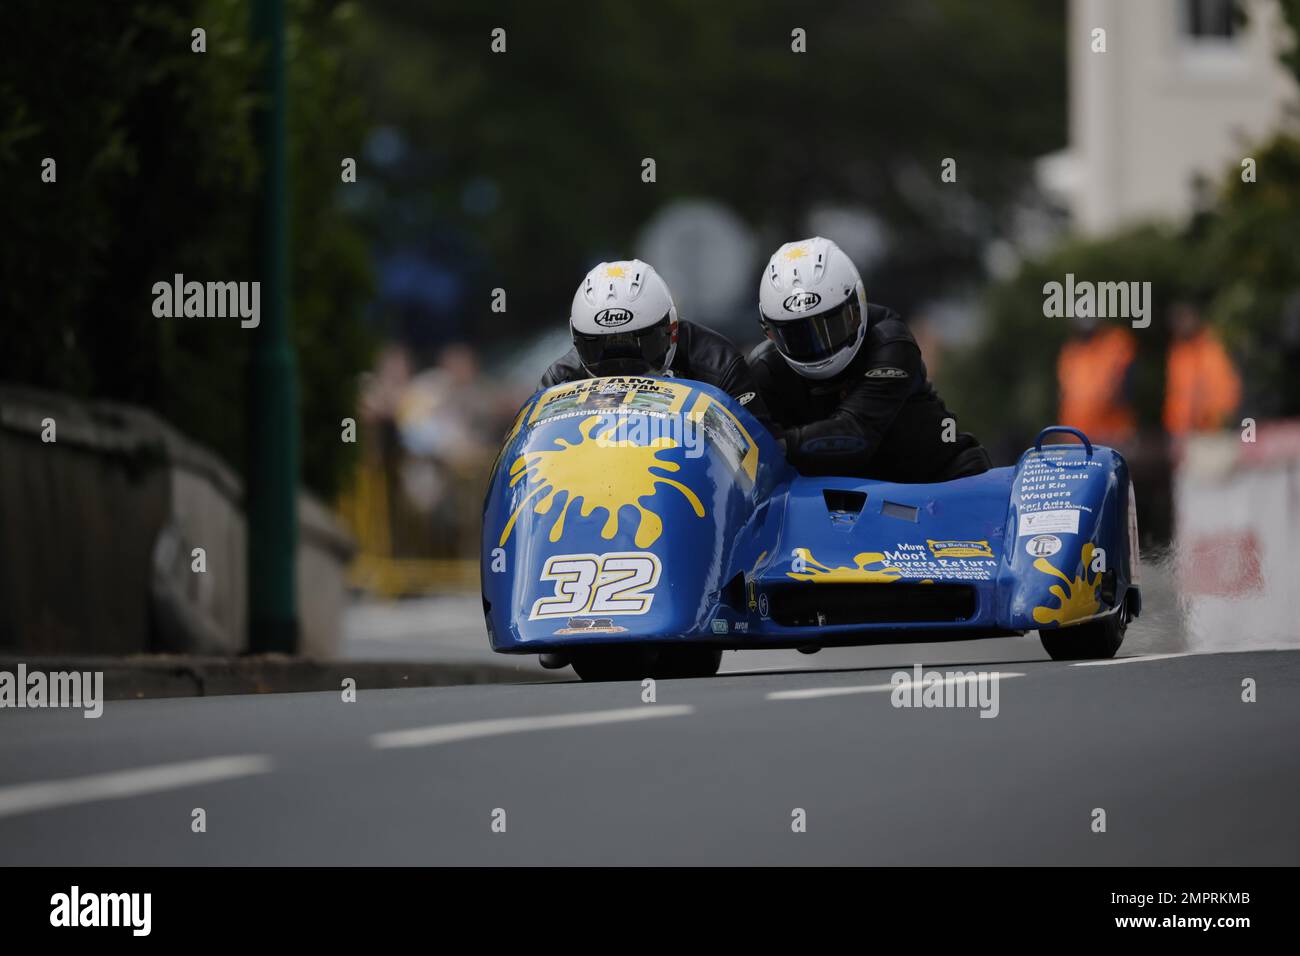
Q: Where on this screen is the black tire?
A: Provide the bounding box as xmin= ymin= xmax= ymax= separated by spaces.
xmin=654 ymin=646 xmax=724 ymax=679
xmin=569 ymin=646 xmax=656 ymax=682
xmin=1039 ymin=610 xmax=1126 ymax=661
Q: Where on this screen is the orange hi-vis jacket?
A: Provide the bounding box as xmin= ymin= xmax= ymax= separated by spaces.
xmin=1164 ymin=328 xmax=1240 ymax=436
xmin=1056 ymin=325 xmax=1137 ymax=444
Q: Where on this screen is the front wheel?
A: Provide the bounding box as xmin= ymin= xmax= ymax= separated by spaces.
xmin=654 ymin=646 xmax=723 ymax=679
xmin=568 ymin=646 xmax=724 ymax=681
xmin=1039 ymin=610 xmax=1126 ymax=661
xmin=569 ymin=647 xmax=656 ymax=682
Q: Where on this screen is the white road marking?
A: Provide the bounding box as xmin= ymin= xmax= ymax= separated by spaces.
xmin=1072 ymin=653 xmax=1192 ymax=667
xmin=370 ymin=705 xmax=695 ymax=750
xmin=0 ymin=755 xmax=273 ymax=820
xmin=767 ymin=672 xmax=1025 ymax=701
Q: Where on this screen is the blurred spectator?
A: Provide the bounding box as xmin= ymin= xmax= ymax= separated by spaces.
xmin=1055 ymin=315 xmax=1138 ymax=446
xmin=359 ymin=344 xmax=414 ymax=426
xmin=347 ymin=341 xmax=509 ymax=573
xmin=391 ymin=344 xmax=496 ymax=545
xmin=396 ymin=343 xmax=492 ymax=466
xmin=1163 ymin=301 xmax=1241 ymax=437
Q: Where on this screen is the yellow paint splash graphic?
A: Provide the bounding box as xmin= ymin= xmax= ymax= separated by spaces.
xmin=786 ymin=548 xmax=903 ymax=583
xmin=1032 ymin=542 xmax=1102 ymax=626
xmin=500 ymin=415 xmax=704 ymax=548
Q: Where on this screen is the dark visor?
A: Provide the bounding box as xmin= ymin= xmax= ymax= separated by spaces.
xmin=761 ymin=295 xmax=862 ymax=364
xmin=574 ymin=313 xmax=674 ymax=376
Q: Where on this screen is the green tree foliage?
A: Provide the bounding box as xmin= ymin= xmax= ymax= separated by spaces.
xmin=948 ymin=227 xmax=1195 ymax=455
xmin=1199 ymin=134 xmax=1300 ymax=416
xmin=957 ymin=0 xmax=1300 ymax=448
xmin=0 ymin=0 xmax=372 ymax=497
xmin=352 ymin=0 xmax=1065 ymax=332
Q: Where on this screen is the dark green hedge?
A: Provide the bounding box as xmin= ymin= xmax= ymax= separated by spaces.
xmin=0 ymin=0 xmax=373 ymax=498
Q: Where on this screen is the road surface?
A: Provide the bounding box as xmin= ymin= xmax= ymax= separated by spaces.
xmin=2 ymin=646 xmax=1297 ymax=865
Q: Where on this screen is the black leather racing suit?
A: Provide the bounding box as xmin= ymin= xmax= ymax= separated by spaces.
xmin=748 ymin=304 xmax=988 ymax=482
xmin=540 ymin=320 xmax=772 ymax=425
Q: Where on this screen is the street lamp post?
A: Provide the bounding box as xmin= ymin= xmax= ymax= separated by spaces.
xmin=247 ymin=0 xmax=299 ymax=653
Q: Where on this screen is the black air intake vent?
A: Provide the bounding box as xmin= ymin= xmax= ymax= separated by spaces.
xmin=768 ymin=583 xmax=976 ymax=627
xmin=880 ymin=500 xmax=919 ymax=522
xmin=822 ymin=489 xmax=867 ymax=515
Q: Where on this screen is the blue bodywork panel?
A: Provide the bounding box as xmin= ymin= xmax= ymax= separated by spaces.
xmin=482 ymin=377 xmax=1138 ymax=652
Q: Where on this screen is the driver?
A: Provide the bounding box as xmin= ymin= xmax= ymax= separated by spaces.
xmin=540 ymin=260 xmax=770 ymax=424
xmin=748 ymin=237 xmax=988 ymax=482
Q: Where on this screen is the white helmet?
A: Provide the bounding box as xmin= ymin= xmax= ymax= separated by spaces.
xmin=758 ymin=237 xmax=868 ymax=380
xmin=570 ymin=260 xmax=679 ymax=377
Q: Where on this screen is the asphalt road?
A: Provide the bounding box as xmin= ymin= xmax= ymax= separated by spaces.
xmin=2 ymin=646 xmax=1297 ymax=865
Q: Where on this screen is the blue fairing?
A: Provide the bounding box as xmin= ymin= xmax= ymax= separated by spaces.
xmin=482 ymin=378 xmax=1138 ymax=652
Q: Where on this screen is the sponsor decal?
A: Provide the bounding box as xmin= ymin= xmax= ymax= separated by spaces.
xmin=1025 ymin=534 xmax=1062 ymax=558
xmin=782 ymin=291 xmax=822 ymax=313
xmin=686 ymin=392 xmax=760 ymax=482
xmin=864 ymin=367 xmax=908 ymax=379
xmin=927 ymin=539 xmax=993 ymax=559
xmin=593 ymin=307 xmax=634 ymax=328
xmin=529 ymin=552 xmax=662 ymax=620
xmin=502 ymin=415 xmax=705 ymax=547
xmin=736 ymin=391 xmax=755 ymax=406
xmin=1032 ymin=542 xmax=1103 ymax=626
xmin=787 ymin=547 xmax=902 ymax=583
xmin=532 ymin=377 xmax=692 ymax=424
xmin=733 ymin=620 xmax=749 ymax=633
xmin=757 ymin=592 xmax=770 ymax=618
xmin=555 ymin=618 xmax=627 ymax=635
xmin=1017 ymin=508 xmax=1081 ymax=537
xmin=711 ymin=619 xmax=729 ymax=635
xmin=788 ymin=541 xmax=997 ymax=582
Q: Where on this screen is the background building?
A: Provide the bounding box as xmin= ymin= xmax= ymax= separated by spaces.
xmin=1042 ymin=0 xmax=1297 ymax=233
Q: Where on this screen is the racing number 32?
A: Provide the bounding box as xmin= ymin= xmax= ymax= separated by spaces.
xmin=529 ymin=552 xmax=662 ymax=620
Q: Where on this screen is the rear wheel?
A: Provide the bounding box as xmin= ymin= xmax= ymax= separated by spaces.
xmin=1039 ymin=609 xmax=1126 ymax=661
xmin=569 ymin=647 xmax=656 ymax=682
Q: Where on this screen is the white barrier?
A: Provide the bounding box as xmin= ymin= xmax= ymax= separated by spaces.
xmin=1173 ymin=421 xmax=1300 ymax=650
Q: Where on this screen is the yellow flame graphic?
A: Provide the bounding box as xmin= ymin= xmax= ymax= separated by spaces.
xmin=786 ymin=547 xmax=903 ymax=583
xmin=500 ymin=415 xmax=704 ymax=548
xmin=1032 ymin=542 xmax=1102 ymax=626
